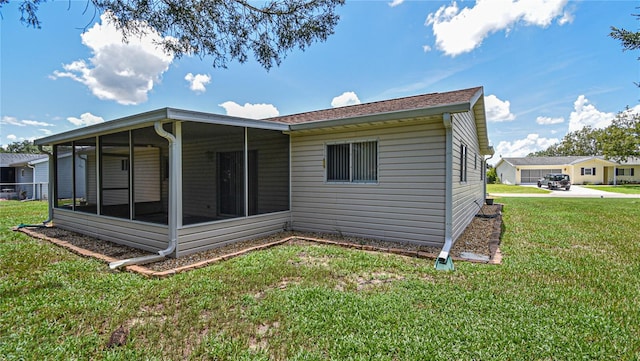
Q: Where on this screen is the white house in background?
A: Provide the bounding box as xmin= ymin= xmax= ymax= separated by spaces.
xmin=0 ymin=153 xmax=48 ymax=199
xmin=496 ymin=156 xmax=639 ymax=185
xmin=34 ymin=87 xmax=494 ymax=267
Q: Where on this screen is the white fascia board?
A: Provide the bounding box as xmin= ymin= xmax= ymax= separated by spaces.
xmin=34 ymin=108 xmax=289 ymax=146
xmin=166 ymin=108 xmax=289 ymax=131
xmin=34 ymin=108 xmax=170 ymax=145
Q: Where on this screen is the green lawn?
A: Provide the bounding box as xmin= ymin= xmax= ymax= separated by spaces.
xmin=1 ymin=199 xmax=639 ymax=360
xmin=487 ymin=183 xmax=550 ymax=194
xmin=584 ymin=184 xmax=640 ymax=194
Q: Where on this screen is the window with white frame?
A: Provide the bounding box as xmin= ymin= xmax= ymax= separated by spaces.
xmin=326 ymin=140 xmax=378 ymax=183
xmin=616 ymin=168 xmax=635 ymax=176
xmin=460 ymin=144 xmax=467 ymax=182
xmin=581 ymin=167 xmax=596 ymax=176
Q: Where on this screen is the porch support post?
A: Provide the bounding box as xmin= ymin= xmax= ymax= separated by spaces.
xmin=244 ymin=127 xmax=249 ymax=217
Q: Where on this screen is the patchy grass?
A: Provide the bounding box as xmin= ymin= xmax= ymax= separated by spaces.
xmin=487 ymin=183 xmax=550 ymax=194
xmin=584 ymin=184 xmax=640 ymax=194
xmin=2 ymin=199 xmax=640 ymax=360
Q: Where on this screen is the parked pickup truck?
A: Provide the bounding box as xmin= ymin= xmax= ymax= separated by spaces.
xmin=538 ymin=173 xmax=571 ymax=190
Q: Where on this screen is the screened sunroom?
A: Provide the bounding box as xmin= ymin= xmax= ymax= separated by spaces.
xmin=37 ymin=109 xmax=291 ymax=257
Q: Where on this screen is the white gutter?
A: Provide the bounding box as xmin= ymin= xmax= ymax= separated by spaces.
xmin=436 ymin=113 xmax=454 ymax=270
xmin=109 ymin=121 xmax=180 ymax=269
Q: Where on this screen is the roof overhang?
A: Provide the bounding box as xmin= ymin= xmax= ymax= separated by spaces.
xmin=34 ymin=108 xmax=289 ymax=145
xmin=287 ymin=102 xmax=474 ymax=132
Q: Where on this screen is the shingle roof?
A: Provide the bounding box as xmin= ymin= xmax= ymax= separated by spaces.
xmin=269 ymin=87 xmax=483 ymax=125
xmin=0 ymin=153 xmax=48 ymax=167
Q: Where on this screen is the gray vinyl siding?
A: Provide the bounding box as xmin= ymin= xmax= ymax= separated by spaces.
xmin=290 ymin=117 xmax=447 ymax=247
xmin=134 ymin=147 xmax=161 ymax=202
xmin=102 ymin=154 xmax=129 ymax=205
xmin=86 ymin=154 xmax=97 ymax=204
xmin=52 ymin=208 xmax=168 ymax=252
xmin=33 ymin=161 xmax=49 ymax=199
xmin=56 ymin=156 xmax=73 ymax=199
xmin=182 ymin=137 xmax=241 ymax=220
xmin=176 ymin=211 xmax=291 ymax=257
xmin=451 ymin=111 xmax=485 ymax=242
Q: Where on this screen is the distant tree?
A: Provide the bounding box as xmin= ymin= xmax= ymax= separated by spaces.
xmin=528 ymin=109 xmax=639 ymax=162
xmin=486 ymin=165 xmax=499 ymax=184
xmin=528 ymin=144 xmax=561 ymax=157
xmin=2 ymin=0 xmax=345 ymax=70
xmin=0 ymin=140 xmax=41 ymax=154
xmin=609 ymin=10 xmax=640 ymax=86
xmin=528 ymin=127 xmax=602 ymax=157
xmin=598 ymin=108 xmax=640 ymax=163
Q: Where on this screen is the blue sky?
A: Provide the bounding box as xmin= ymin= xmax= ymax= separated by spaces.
xmin=1 ymin=0 xmax=638 ymax=164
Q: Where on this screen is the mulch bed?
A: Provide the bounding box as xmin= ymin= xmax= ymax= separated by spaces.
xmin=16 ymin=204 xmax=503 ymax=277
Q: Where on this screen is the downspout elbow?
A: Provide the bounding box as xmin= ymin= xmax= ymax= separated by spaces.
xmin=109 ymin=121 xmax=179 ymax=270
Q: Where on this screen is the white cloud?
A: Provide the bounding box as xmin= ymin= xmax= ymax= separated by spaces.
xmin=67 ymin=112 xmax=105 ymax=127
xmin=52 ymin=13 xmax=174 ymax=105
xmin=568 ymin=95 xmax=614 ymax=132
xmin=494 ymin=133 xmax=559 ymax=161
xmin=22 ymin=120 xmax=54 ymax=127
xmin=558 ymin=9 xmax=574 ymax=25
xmin=218 ymin=101 xmax=280 ymax=119
xmin=389 ymin=0 xmax=404 ymax=7
xmin=422 ymin=45 xmax=432 ymax=53
xmin=1 ymin=116 xmax=24 ymax=126
xmin=6 ymin=134 xmax=17 ymax=141
xmin=1 ymin=116 xmax=54 ymax=127
xmin=425 ymin=0 xmax=570 ymax=56
xmin=331 ymin=91 xmax=361 ymax=108
xmin=185 ymin=73 xmax=211 ymax=93
xmin=485 ymin=94 xmax=515 ymax=122
xmin=536 ymin=116 xmax=564 ymax=125
xmin=39 ymin=129 xmax=54 ymax=135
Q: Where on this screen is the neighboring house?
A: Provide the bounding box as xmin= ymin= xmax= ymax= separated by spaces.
xmin=33 ymin=87 xmax=494 ymax=264
xmin=495 ymin=156 xmax=639 ymax=185
xmin=0 ymin=153 xmax=48 ymax=200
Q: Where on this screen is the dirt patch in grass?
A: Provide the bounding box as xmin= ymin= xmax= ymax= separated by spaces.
xmin=17 ymin=204 xmax=502 ymax=276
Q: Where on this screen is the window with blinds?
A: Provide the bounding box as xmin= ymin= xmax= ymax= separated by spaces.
xmin=326 ymin=141 xmax=378 ymax=183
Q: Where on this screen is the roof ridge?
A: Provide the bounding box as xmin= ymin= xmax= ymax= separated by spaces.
xmin=268 ymin=86 xmax=482 ymax=125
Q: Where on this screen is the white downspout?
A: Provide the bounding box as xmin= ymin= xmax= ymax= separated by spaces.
xmin=109 ymin=121 xmax=180 ymax=269
xmin=484 ymin=153 xmax=494 ymax=198
xmin=38 ymin=145 xmax=54 ymax=224
xmin=436 ymin=113 xmax=454 ymax=270
xmin=27 ymin=163 xmax=36 ymax=200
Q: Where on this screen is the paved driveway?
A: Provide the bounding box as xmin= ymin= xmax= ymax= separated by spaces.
xmin=490 ymin=185 xmax=640 ymax=198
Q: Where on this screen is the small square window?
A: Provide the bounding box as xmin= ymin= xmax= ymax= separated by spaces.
xmin=327 ymin=141 xmax=377 ymax=183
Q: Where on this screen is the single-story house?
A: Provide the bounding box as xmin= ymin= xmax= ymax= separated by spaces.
xmin=33 ymin=86 xmax=494 ymax=268
xmin=495 ymin=156 xmax=640 ymax=185
xmin=0 ymin=153 xmax=49 ymax=200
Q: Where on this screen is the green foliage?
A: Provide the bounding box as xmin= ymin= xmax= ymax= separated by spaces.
xmin=528 ymin=126 xmax=602 ymax=157
xmin=598 ymin=108 xmax=640 ymax=163
xmin=0 ymin=140 xmax=41 ymax=153
xmin=584 ymin=184 xmax=640 ymax=194
xmin=609 ymin=10 xmax=640 ymax=86
xmin=486 ymin=184 xmax=550 ymax=194
xmin=3 ymin=0 xmax=345 ymax=71
xmin=528 ymin=108 xmax=640 ymax=162
xmin=2 ymin=199 xmax=640 ymax=359
xmin=486 ymin=166 xmax=499 ymax=184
